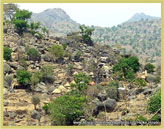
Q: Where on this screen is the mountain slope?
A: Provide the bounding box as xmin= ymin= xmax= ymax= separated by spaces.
xmin=126 ymin=13 xmax=160 ymax=22
xmin=31 ymin=8 xmax=80 ymax=37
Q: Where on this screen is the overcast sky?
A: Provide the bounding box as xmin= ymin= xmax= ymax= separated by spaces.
xmin=17 ymin=3 xmax=161 ymax=27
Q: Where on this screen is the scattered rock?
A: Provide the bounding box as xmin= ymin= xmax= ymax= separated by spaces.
xmin=31 ymin=110 xmax=41 ymax=120
xmin=118 ymin=87 xmax=127 ymax=100
xmin=146 ymin=74 xmax=156 ymax=83
xmin=52 ymin=89 xmax=61 ymax=94
xmin=4 ymin=101 xmax=9 ymax=106
xmin=97 ymin=92 xmax=107 ymax=101
xmin=9 ymin=112 xmax=17 ymax=119
xmin=4 ymin=63 xmax=11 ymax=74
xmin=48 ymin=86 xmax=55 ymax=93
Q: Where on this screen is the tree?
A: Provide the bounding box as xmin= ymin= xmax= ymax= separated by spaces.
xmin=16 ymin=70 xmax=31 ymax=86
xmin=80 ymin=25 xmax=94 ymax=46
xmin=3 ymin=3 xmax=18 ymax=20
xmin=31 ymin=96 xmax=40 ymax=110
xmin=29 ymin=22 xmax=40 ymax=35
xmin=12 ymin=9 xmax=32 ymax=35
xmin=145 ymin=63 xmax=155 ymax=73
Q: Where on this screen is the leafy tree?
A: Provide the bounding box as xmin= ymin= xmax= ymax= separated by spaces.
xmin=145 ymin=63 xmax=155 ymax=73
xmin=31 ymin=96 xmax=40 ymax=110
xmin=48 ymin=94 xmax=86 ymax=125
xmin=71 ymin=73 xmax=91 ymax=94
xmin=27 ymin=48 xmax=41 ymax=61
xmin=41 ymin=65 xmax=54 ymax=83
xmin=80 ymin=25 xmax=94 ymax=46
xmin=12 ymin=9 xmax=32 ymax=35
xmin=31 ymin=71 xmax=42 ymax=92
xmin=113 ymin=56 xmax=140 ymax=81
xmin=16 ymin=70 xmax=31 ymax=86
xmin=4 ymin=46 xmax=12 ymax=61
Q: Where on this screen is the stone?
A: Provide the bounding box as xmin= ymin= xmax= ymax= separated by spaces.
xmin=64 ymin=82 xmax=70 ymax=87
xmin=146 ymin=74 xmax=156 ymax=83
xmin=4 ymin=63 xmax=11 ymax=74
xmin=11 ymin=53 xmax=18 ymax=61
xmin=118 ymin=87 xmax=127 ymax=100
xmin=48 ymin=86 xmax=55 ymax=93
xmin=93 ymin=99 xmax=116 ymax=116
xmin=10 ymin=62 xmax=18 ymax=70
xmin=10 ymin=112 xmax=17 ymax=119
xmin=4 ymin=88 xmax=8 ymax=95
xmin=52 ymin=89 xmax=61 ymax=94
xmin=100 ymin=57 xmax=110 ymax=63
xmin=12 ymin=47 xmax=17 ymax=52
xmin=4 ymin=101 xmax=9 ymax=106
xmin=97 ymin=92 xmax=107 ymax=101
xmin=35 ymin=83 xmax=47 ymax=93
xmin=4 ymin=79 xmax=8 ymax=88
xmin=58 ymin=85 xmax=67 ymax=92
xmin=43 ymin=54 xmax=52 ymax=62
xmin=31 ymin=110 xmax=41 ymax=120
xmin=142 ymin=88 xmax=153 ymax=95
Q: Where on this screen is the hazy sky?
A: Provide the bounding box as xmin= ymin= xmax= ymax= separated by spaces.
xmin=17 ymin=3 xmax=161 ymax=27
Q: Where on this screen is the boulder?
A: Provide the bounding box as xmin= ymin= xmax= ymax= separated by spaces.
xmin=100 ymin=57 xmax=110 ymax=63
xmin=48 ymin=86 xmax=55 ymax=93
xmin=52 ymin=89 xmax=61 ymax=94
xmin=146 ymin=74 xmax=156 ymax=83
xmin=64 ymin=82 xmax=70 ymax=87
xmin=58 ymin=85 xmax=67 ymax=92
xmin=93 ymin=99 xmax=116 ymax=116
xmin=4 ymin=63 xmax=11 ymax=74
xmin=31 ymin=110 xmax=41 ymax=120
xmin=118 ymin=87 xmax=127 ymax=100
xmin=97 ymin=92 xmax=107 ymax=101
xmin=9 ymin=112 xmax=17 ymax=119
xmin=4 ymin=101 xmax=9 ymax=106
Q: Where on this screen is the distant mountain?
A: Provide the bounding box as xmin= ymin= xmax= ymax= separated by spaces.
xmin=30 ymin=9 xmax=161 ymax=65
xmin=126 ymin=13 xmax=160 ymax=22
xmin=31 ymin=8 xmax=80 ymax=37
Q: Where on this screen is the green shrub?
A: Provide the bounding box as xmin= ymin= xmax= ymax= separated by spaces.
xmin=145 ymin=63 xmax=155 ymax=73
xmin=134 ymin=78 xmax=147 ymax=87
xmin=27 ymin=48 xmax=41 ymax=61
xmin=135 ymin=114 xmax=147 ymax=122
xmin=48 ymin=44 xmax=64 ymax=59
xmin=4 ymin=46 xmax=12 ymax=61
xmin=42 ymin=103 xmax=50 ymax=114
xmin=113 ymin=56 xmax=140 ymax=81
xmin=74 ymin=50 xmax=82 ymax=60
xmin=151 ymin=114 xmax=160 ymax=122
xmin=41 ymin=65 xmax=54 ymax=83
xmin=71 ymin=73 xmax=91 ymax=94
xmin=31 ymin=71 xmax=42 ymax=90
xmin=147 ymin=90 xmax=161 ymax=113
xmin=31 ymin=96 xmax=40 ymax=110
xmin=35 ymin=32 xmax=43 ymax=39
xmin=48 ymin=94 xmax=86 ymax=125
xmin=106 ymin=81 xmax=119 ymax=100
xmin=16 ymin=70 xmax=31 ymax=86
xmin=19 ymin=58 xmax=27 ymax=69
xmin=62 ymin=42 xmax=67 ymax=50
xmin=66 ymin=63 xmax=73 ymax=75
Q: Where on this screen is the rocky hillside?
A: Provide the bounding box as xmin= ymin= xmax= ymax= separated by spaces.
xmin=3 ymin=20 xmax=161 ymax=126
xmin=126 ymin=13 xmax=160 ymax=23
xmin=31 ymin=8 xmax=80 ymax=37
xmin=31 ymin=9 xmax=161 ymax=65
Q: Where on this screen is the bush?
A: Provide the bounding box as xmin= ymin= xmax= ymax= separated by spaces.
xmin=27 ymin=48 xmax=41 ymax=61
xmin=48 ymin=44 xmax=64 ymax=59
xmin=42 ymin=103 xmax=50 ymax=114
xmin=66 ymin=63 xmax=73 ymax=75
xmin=4 ymin=46 xmax=12 ymax=61
xmin=74 ymin=50 xmax=82 ymax=61
xmin=62 ymin=42 xmax=67 ymax=50
xmin=48 ymin=94 xmax=86 ymax=125
xmin=16 ymin=70 xmax=31 ymax=86
xmin=31 ymin=96 xmax=40 ymax=110
xmin=71 ymin=73 xmax=91 ymax=94
xmin=135 ymin=114 xmax=147 ymax=122
xmin=113 ymin=56 xmax=140 ymax=81
xmin=106 ymin=81 xmax=119 ymax=100
xmin=147 ymin=90 xmax=161 ymax=113
xmin=145 ymin=63 xmax=155 ymax=73
xmin=134 ymin=78 xmax=147 ymax=87
xmin=31 ymin=71 xmax=42 ymax=90
xmin=80 ymin=25 xmax=94 ymax=46
xmin=41 ymin=65 xmax=54 ymax=83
